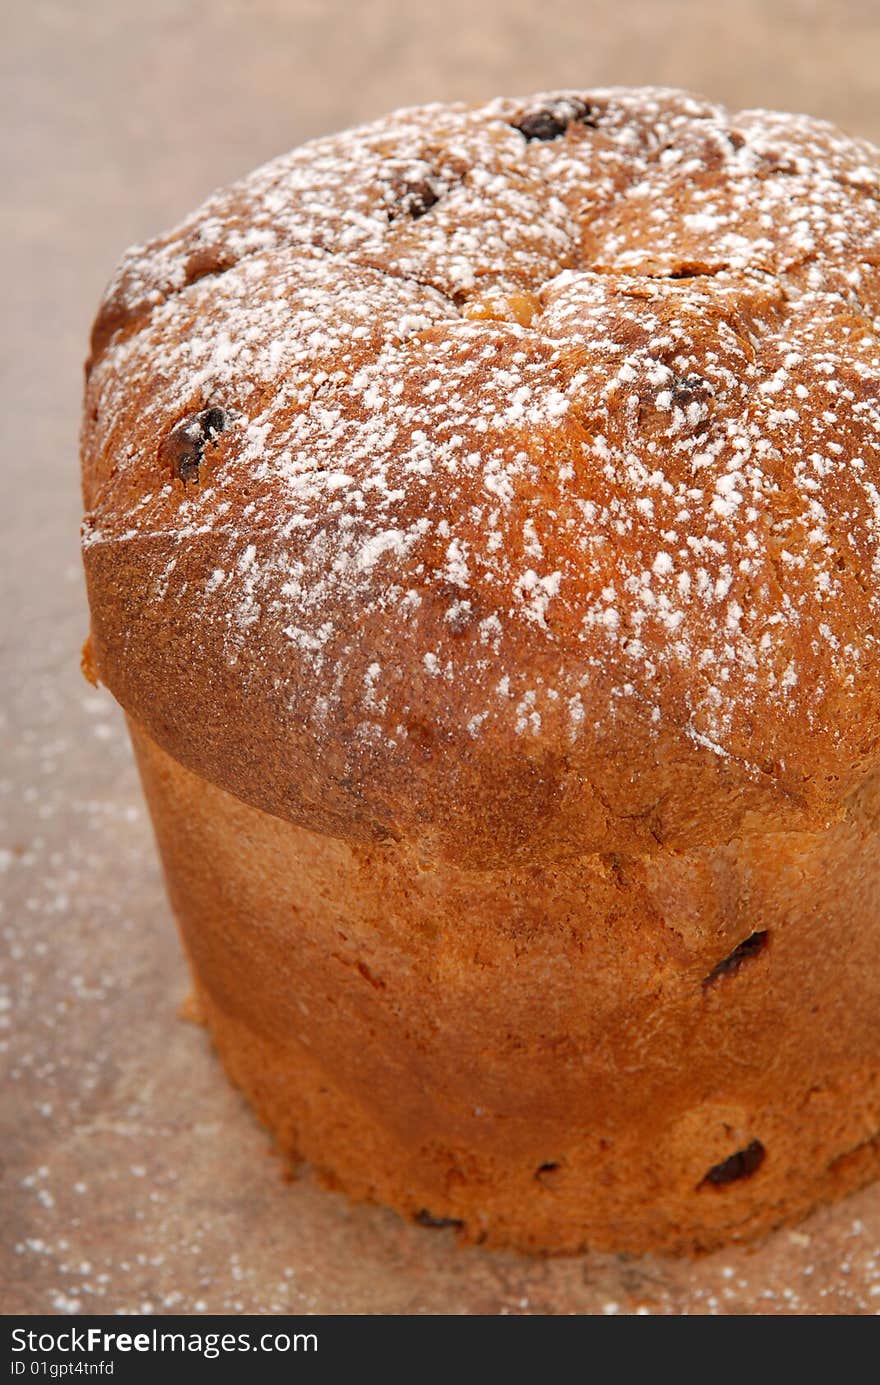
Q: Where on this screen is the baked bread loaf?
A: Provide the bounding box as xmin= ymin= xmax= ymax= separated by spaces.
xmin=81 ymin=87 xmax=880 ymax=1253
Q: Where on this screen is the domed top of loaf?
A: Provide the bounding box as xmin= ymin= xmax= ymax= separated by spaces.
xmin=81 ymin=88 xmax=880 ymax=864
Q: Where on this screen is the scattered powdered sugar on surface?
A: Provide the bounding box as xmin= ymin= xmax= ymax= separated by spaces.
xmin=4 ymin=619 xmax=880 ymax=1314
xmin=81 ymin=88 xmax=880 ymax=774
xmin=9 ymin=90 xmax=880 ymax=1319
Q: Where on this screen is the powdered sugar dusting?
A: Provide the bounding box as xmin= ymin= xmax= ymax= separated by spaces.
xmin=82 ymin=88 xmax=880 ymax=797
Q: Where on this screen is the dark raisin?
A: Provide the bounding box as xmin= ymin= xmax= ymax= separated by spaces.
xmin=671 ymin=374 xmax=712 ymax=405
xmin=402 ymin=179 xmax=439 ymax=220
xmin=727 ymin=130 xmax=746 ymax=152
xmin=386 ymin=175 xmax=442 ymax=223
xmin=414 ymin=1209 xmax=464 ymax=1230
xmin=701 ymin=1140 xmax=766 ymax=1187
xmin=514 ymin=109 xmax=568 ymax=141
xmin=703 ymin=930 xmax=768 ymax=988
xmin=160 ymin=406 xmax=229 ymax=486
xmin=512 ymin=98 xmax=598 ymax=143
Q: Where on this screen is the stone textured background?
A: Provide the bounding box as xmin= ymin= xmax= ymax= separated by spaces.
xmin=2 ymin=0 xmax=879 ymax=1314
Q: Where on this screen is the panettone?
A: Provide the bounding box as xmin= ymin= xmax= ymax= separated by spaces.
xmin=81 ymin=88 xmax=880 ymax=1252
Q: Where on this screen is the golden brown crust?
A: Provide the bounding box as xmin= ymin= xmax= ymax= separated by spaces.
xmin=81 ymin=88 xmax=880 ymax=864
xmin=130 ymin=718 xmax=880 ymax=1254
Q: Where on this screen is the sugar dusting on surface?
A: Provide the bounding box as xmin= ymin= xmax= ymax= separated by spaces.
xmin=81 ymin=89 xmax=880 ymax=775
xmin=71 ymin=101 xmax=880 ymax=1275
xmin=3 ymin=659 xmax=880 ymax=1312
xmin=7 ymin=83 xmax=880 ymax=1318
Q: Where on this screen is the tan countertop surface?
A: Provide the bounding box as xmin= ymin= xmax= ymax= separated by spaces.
xmin=3 ymin=0 xmax=880 ymax=1316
